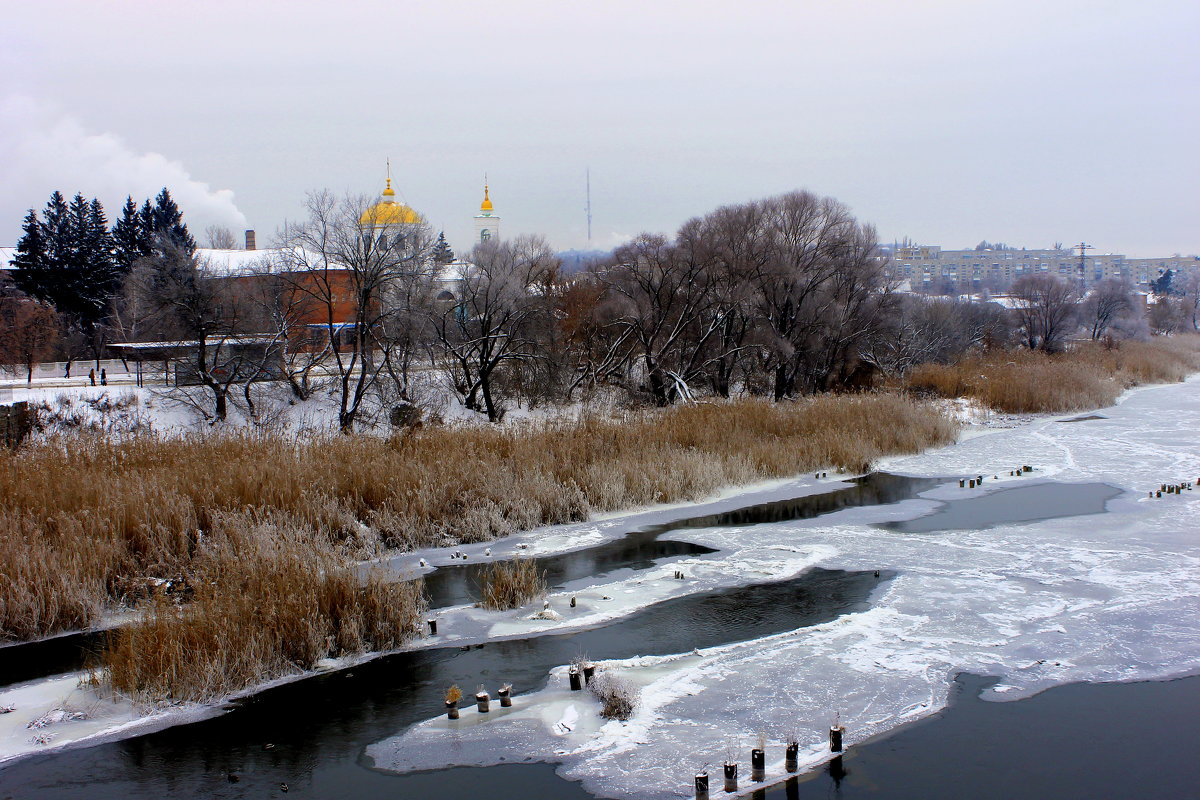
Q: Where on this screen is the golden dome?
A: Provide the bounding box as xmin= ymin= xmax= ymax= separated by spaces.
xmin=480 ymin=184 xmax=493 ymax=214
xmin=360 ymin=177 xmax=422 ymax=225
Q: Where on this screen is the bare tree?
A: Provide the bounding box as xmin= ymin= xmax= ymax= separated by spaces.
xmin=675 ymin=201 xmax=772 ymax=397
xmin=1148 ymin=296 xmax=1185 ymax=335
xmin=275 ymin=191 xmax=434 ymax=432
xmin=0 ymin=298 xmax=60 ymax=385
xmin=1011 ymin=274 xmax=1078 ymax=352
xmin=748 ymin=192 xmax=885 ymax=398
xmin=596 ymin=234 xmax=726 ymax=405
xmin=432 ymin=235 xmax=558 ymax=421
xmin=1179 ymin=271 xmax=1200 ymax=331
xmin=125 ymin=243 xmax=263 ymax=421
xmin=204 ymin=225 xmax=238 ymax=250
xmin=862 ymin=296 xmax=1013 ymax=377
xmin=1081 ymin=279 xmax=1135 ymax=340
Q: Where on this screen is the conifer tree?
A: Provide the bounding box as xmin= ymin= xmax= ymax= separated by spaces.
xmin=11 ymin=210 xmax=51 ymax=300
xmin=82 ymin=198 xmax=119 ymax=319
xmin=112 ymin=196 xmax=152 ymax=273
xmin=11 ymin=192 xmax=117 ymax=358
xmin=40 ymin=191 xmax=71 ymax=276
xmin=432 ymin=231 xmax=455 ymax=266
xmin=150 ymin=188 xmax=196 ymax=254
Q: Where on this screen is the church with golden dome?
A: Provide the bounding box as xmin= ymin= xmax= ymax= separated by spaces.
xmin=358 ymin=167 xmax=500 ymax=253
xmin=359 ymin=176 xmax=423 ymax=227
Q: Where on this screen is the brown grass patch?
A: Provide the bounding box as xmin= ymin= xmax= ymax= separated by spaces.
xmin=1 ymin=393 xmax=956 ymax=645
xmin=477 ymin=558 xmax=547 ymax=610
xmin=102 ymin=517 xmax=425 ymax=703
xmin=907 ymin=335 xmax=1200 ymax=414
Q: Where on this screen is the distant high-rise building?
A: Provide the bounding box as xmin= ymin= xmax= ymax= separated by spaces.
xmin=884 ymin=243 xmax=1198 ymax=293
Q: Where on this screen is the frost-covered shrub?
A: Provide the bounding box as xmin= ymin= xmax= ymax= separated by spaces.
xmin=588 ymin=671 xmax=637 ymax=721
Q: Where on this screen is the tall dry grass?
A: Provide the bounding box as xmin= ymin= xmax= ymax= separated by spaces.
xmin=1 ymin=393 xmax=956 ymax=646
xmin=478 ymin=558 xmax=547 ymax=611
xmin=907 ymin=335 xmax=1200 ymax=414
xmin=102 ymin=518 xmax=425 ymax=703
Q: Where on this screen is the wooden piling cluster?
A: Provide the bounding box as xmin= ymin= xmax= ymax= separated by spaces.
xmin=1149 ymin=479 xmax=1196 ymax=499
xmin=567 ymin=661 xmax=596 ymax=691
xmin=694 ymin=725 xmax=849 ymax=796
xmin=443 ymin=682 xmax=516 ymax=719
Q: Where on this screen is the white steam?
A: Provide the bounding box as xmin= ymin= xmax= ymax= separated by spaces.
xmin=0 ymin=95 xmax=246 ymax=243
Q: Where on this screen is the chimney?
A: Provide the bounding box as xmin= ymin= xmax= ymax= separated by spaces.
xmin=245 ymin=230 xmax=257 ymax=251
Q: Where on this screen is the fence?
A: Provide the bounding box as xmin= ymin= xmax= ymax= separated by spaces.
xmin=1 ymin=402 xmax=32 ymax=449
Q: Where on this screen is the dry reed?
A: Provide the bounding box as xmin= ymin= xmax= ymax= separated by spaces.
xmin=477 ymin=558 xmax=547 ymax=610
xmin=101 ymin=517 xmax=426 ymax=703
xmin=1 ymin=393 xmax=957 ymax=645
xmin=907 ymin=335 xmax=1200 ymax=414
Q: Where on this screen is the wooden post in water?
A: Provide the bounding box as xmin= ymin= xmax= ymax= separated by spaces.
xmin=751 ymin=748 xmax=765 ymax=782
xmin=829 ymin=725 xmax=845 ymax=752
xmin=427 ymin=619 xmax=437 ymax=635
xmin=583 ymin=664 xmax=596 ymax=685
xmin=498 ymin=685 xmax=512 ymax=707
xmin=476 ymin=688 xmax=490 ymax=713
xmin=723 ymin=762 xmax=738 ymax=793
xmin=695 ymin=772 xmax=709 ymax=800
xmin=785 ymin=742 xmax=799 ymax=772
xmin=569 ymin=666 xmax=583 ymax=691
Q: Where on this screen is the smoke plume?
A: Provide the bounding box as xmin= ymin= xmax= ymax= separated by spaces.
xmin=0 ymin=95 xmax=247 ymax=244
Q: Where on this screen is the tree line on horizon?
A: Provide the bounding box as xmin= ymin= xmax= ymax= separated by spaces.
xmin=2 ymin=186 xmax=1199 ymax=429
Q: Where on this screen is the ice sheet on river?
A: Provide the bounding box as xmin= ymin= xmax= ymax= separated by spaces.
xmin=368 ymin=378 xmax=1200 ymax=799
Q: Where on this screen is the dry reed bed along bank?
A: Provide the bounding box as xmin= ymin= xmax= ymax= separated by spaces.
xmin=0 ymin=393 xmax=957 ymax=643
xmin=907 ymin=336 xmax=1200 ymax=414
xmin=102 ymin=520 xmax=426 ymax=703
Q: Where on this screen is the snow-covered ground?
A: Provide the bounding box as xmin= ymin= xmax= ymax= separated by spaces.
xmin=3 ymin=378 xmax=1198 ymax=794
xmin=1 ymin=375 xmax=614 ymax=437
xmin=367 ymin=376 xmax=1200 ymax=799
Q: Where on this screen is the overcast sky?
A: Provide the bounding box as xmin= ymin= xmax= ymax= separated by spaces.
xmin=2 ymin=0 xmax=1196 ymax=256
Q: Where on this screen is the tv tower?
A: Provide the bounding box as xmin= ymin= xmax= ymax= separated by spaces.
xmin=585 ymin=168 xmax=593 ymax=246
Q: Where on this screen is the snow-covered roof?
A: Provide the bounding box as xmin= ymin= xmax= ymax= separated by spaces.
xmin=0 ymin=246 xmax=315 ymax=278
xmin=196 ymin=247 xmax=277 ymax=277
xmin=108 ymin=335 xmax=279 ymax=350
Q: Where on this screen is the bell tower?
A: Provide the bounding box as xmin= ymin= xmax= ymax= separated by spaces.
xmin=473 ymin=182 xmax=500 ymax=244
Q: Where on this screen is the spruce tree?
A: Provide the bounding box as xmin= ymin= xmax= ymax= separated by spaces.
xmin=81 ymin=198 xmax=119 ymax=320
xmin=150 ymin=188 xmax=196 ymax=254
xmin=112 ymin=195 xmax=152 ymax=274
xmin=11 ymin=209 xmax=52 ymax=301
xmin=11 ymin=192 xmax=117 ymax=349
xmin=432 ymin=231 xmax=455 ymax=266
xmin=40 ymin=191 xmax=71 ymax=276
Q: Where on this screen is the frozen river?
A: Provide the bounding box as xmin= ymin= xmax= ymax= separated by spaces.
xmin=2 ymin=377 xmax=1198 ymax=798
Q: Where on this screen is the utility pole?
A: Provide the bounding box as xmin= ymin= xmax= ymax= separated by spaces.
xmin=1073 ymin=241 xmax=1092 ymax=293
